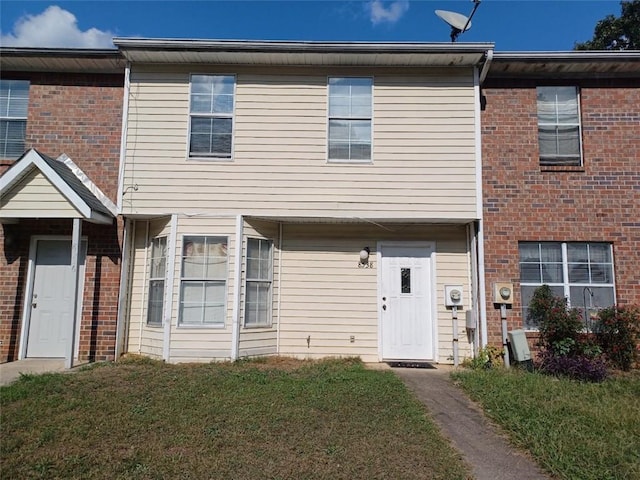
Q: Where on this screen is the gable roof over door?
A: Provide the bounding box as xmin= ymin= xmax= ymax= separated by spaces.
xmin=0 ymin=149 xmax=117 ymax=224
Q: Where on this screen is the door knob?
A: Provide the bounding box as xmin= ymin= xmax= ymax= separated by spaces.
xmin=32 ymin=303 xmax=37 ymax=309
xmin=382 ymin=304 xmax=387 ymax=311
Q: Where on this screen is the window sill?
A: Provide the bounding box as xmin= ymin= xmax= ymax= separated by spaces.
xmin=327 ymin=159 xmax=373 ymax=165
xmin=177 ymin=324 xmax=227 ymax=329
xmin=242 ymin=324 xmax=274 ymax=330
xmin=540 ymin=165 xmax=585 ymax=173
xmin=187 ymin=156 xmax=233 ymax=162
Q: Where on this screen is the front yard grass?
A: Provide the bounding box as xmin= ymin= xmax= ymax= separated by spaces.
xmin=1 ymin=357 xmax=470 ymax=480
xmin=452 ymin=368 xmax=640 ymax=480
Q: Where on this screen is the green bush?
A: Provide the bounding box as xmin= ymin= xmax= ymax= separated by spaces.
xmin=594 ymin=306 xmax=640 ymax=371
xmin=462 ymin=345 xmax=503 ymax=370
xmin=528 ymin=285 xmax=585 ymax=356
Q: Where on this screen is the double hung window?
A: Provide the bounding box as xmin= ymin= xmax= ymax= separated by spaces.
xmin=536 ymin=86 xmax=582 ymax=166
xmin=0 ymin=79 xmax=29 ymax=159
xmin=179 ymin=236 xmax=228 ymax=326
xmin=519 ymin=242 xmax=615 ymax=329
xmin=147 ymin=236 xmax=167 ymax=326
xmin=328 ymin=77 xmax=372 ymax=162
xmin=189 ymin=75 xmax=234 ymax=159
xmin=244 ymin=238 xmax=273 ymax=327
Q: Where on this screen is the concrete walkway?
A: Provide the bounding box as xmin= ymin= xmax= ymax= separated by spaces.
xmin=393 ymin=365 xmax=551 ymax=480
xmin=0 ymin=359 xmax=67 ymax=386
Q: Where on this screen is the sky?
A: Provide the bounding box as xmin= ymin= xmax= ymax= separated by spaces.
xmin=0 ymin=1 xmax=624 ymax=51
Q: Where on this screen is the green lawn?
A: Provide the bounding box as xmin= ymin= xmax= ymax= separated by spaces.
xmin=452 ymin=368 xmax=640 ymax=480
xmin=1 ymin=357 xmax=470 ymax=480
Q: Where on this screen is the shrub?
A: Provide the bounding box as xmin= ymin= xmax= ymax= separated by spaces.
xmin=537 ymin=350 xmax=608 ymax=382
xmin=462 ymin=345 xmax=504 ymax=370
xmin=594 ymin=306 xmax=640 ymax=371
xmin=528 ymin=285 xmax=584 ymax=356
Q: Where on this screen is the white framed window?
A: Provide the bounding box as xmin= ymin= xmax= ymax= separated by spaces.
xmin=179 ymin=236 xmax=228 ymax=326
xmin=0 ymin=79 xmax=29 ymax=159
xmin=244 ymin=238 xmax=273 ymax=327
xmin=536 ymin=86 xmax=582 ymax=166
xmin=328 ymin=77 xmax=372 ymax=162
xmin=147 ymin=236 xmax=167 ymax=326
xmin=188 ymin=74 xmax=235 ymax=159
xmin=519 ymin=242 xmax=615 ymax=329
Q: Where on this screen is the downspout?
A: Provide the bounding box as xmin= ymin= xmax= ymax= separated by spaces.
xmin=116 ymin=62 xmax=131 ymax=214
xmin=474 ymin=54 xmax=490 ymax=348
xmin=479 ymin=49 xmax=493 ymax=85
xmin=231 ymin=214 xmax=243 ymax=360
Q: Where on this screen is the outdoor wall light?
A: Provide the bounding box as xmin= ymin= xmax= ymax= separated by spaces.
xmin=359 ymin=247 xmax=372 ymax=268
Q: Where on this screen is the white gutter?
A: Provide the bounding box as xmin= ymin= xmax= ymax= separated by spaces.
xmin=116 ymin=62 xmax=130 ymax=214
xmin=138 ymin=220 xmax=148 ymax=353
xmin=230 ymin=214 xmax=243 ymax=360
xmin=479 ymin=49 xmax=493 ymax=84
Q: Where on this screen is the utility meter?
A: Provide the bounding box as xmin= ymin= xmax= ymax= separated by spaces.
xmin=493 ymin=282 xmax=514 ymax=305
xmin=444 ymin=285 xmax=464 ymax=307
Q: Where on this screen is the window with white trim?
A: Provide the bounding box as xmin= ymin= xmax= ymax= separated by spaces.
xmin=519 ymin=242 xmax=615 ymax=329
xmin=179 ymin=236 xmax=228 ymax=326
xmin=536 ymin=86 xmax=582 ymax=166
xmin=147 ymin=236 xmax=167 ymax=326
xmin=328 ymin=77 xmax=372 ymax=162
xmin=189 ymin=75 xmax=234 ymax=159
xmin=0 ymin=79 xmax=29 ymax=159
xmin=244 ymin=238 xmax=273 ymax=327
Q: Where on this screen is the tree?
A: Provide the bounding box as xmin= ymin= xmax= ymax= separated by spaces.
xmin=575 ymin=0 xmax=640 ymax=50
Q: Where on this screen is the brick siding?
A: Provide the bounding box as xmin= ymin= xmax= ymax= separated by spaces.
xmin=481 ymin=78 xmax=640 ymax=346
xmin=0 ymin=72 xmax=124 ymax=363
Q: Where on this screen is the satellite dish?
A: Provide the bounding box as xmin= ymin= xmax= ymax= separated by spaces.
xmin=435 ymin=10 xmax=472 ymax=32
xmin=435 ymin=0 xmax=481 ymax=42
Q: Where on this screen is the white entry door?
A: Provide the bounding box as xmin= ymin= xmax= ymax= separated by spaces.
xmin=380 ymin=244 xmax=434 ymax=361
xmin=26 ymin=239 xmax=86 ymax=358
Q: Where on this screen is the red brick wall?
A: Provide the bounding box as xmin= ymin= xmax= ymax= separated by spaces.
xmin=481 ymin=78 xmax=640 ymax=346
xmin=0 ymin=72 xmax=123 ymax=363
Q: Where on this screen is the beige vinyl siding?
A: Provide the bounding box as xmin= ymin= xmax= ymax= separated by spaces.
xmin=1 ymin=169 xmax=81 ymax=218
xmin=122 ymin=66 xmax=478 ymax=220
xmin=126 ymin=217 xmax=171 ymax=358
xmin=239 ymin=219 xmax=280 ymax=357
xmin=168 ymin=215 xmax=237 ymax=362
xmin=277 ymin=223 xmax=474 ymax=363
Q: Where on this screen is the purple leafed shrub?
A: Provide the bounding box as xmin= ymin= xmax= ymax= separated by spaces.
xmin=537 ymin=350 xmax=609 ymax=383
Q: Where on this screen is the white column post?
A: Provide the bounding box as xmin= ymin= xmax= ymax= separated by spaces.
xmin=66 ymin=218 xmax=82 ymax=369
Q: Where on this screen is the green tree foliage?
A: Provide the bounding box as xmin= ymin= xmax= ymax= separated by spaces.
xmin=575 ymin=0 xmax=640 ymax=50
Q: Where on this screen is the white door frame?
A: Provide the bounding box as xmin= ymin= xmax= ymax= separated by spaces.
xmin=18 ymin=235 xmax=88 ymax=360
xmin=376 ymin=241 xmax=438 ymax=362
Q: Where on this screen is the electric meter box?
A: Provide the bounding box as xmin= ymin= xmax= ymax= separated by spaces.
xmin=508 ymin=329 xmax=531 ymax=362
xmin=444 ymin=285 xmax=464 ymax=307
xmin=493 ymin=282 xmax=514 ymax=305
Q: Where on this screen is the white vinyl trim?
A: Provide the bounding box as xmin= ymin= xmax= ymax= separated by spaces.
xmin=231 ymin=214 xmax=243 ymax=359
xmin=162 ymin=214 xmax=178 ymax=360
xmin=117 ymin=62 xmax=131 ymax=213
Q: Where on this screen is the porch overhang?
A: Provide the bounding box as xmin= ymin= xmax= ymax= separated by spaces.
xmin=0 ymin=149 xmax=117 ymax=225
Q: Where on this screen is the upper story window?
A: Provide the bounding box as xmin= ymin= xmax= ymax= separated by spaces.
xmin=0 ymin=79 xmax=29 ymax=159
xmin=519 ymin=242 xmax=615 ymax=329
xmin=536 ymin=86 xmax=582 ymax=166
xmin=328 ymin=77 xmax=372 ymax=162
xmin=189 ymin=75 xmax=235 ymax=159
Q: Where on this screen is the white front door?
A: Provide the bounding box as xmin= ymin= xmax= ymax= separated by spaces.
xmin=26 ymin=239 xmax=86 ymax=358
xmin=380 ymin=244 xmax=434 ymax=361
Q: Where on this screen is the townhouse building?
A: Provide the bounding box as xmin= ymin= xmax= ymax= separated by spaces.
xmin=0 ymin=49 xmax=124 ymax=366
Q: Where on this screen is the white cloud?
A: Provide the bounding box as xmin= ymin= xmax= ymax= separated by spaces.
xmin=367 ymin=0 xmax=410 ymax=26
xmin=0 ymin=5 xmax=114 ymax=48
